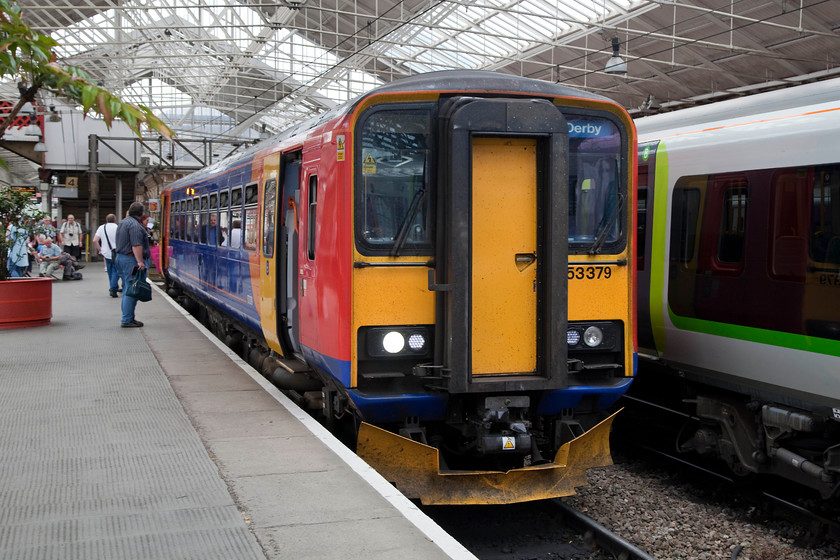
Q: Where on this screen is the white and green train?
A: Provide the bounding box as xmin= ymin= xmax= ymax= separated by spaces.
xmin=635 ymin=78 xmax=840 ymax=498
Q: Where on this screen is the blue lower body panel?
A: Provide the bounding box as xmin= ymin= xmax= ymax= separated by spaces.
xmin=348 ymin=391 xmax=449 ymax=424
xmin=536 ymin=377 xmax=633 ymax=415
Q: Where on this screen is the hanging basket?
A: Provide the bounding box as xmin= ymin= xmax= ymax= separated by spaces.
xmin=0 ymin=276 xmax=53 ymax=330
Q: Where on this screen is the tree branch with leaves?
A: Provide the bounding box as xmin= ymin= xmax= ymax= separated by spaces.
xmin=0 ymin=0 xmax=172 ymax=141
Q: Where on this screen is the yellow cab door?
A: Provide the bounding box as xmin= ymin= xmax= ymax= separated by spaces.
xmin=471 ymin=137 xmax=537 ymax=375
xmin=436 ymin=97 xmax=568 ymax=394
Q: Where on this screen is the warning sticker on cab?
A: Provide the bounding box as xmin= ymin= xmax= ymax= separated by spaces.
xmin=502 ymin=436 xmax=515 ymax=450
xmin=363 ymin=153 xmax=376 ymax=174
xmin=336 ymin=134 xmax=345 ymax=161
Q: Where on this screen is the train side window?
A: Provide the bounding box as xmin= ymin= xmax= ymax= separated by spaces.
xmin=718 ymin=186 xmax=748 ymax=264
xmin=637 ymin=171 xmax=648 ymax=272
xmin=669 ymin=185 xmax=701 ymax=264
xmin=770 ymin=169 xmax=809 ymax=280
xmin=177 ymin=200 xmax=184 ymax=240
xmin=262 ymin=178 xmax=277 ymax=258
xmin=199 ymin=195 xmax=208 ymax=244
xmin=308 ymin=175 xmax=317 ymax=260
xmin=208 ymin=193 xmax=218 ymax=246
xmin=243 ymin=183 xmax=258 ymax=252
xmin=192 ymin=196 xmax=200 ymax=243
xmin=219 ymin=189 xmax=229 ymax=247
xmin=169 ymin=202 xmax=176 ymax=240
xmin=230 ymin=187 xmax=243 ymax=249
xmin=810 ymin=165 xmax=840 ymax=265
xmin=180 ymin=200 xmax=187 ymax=241
xmin=186 ymin=198 xmax=194 ymax=244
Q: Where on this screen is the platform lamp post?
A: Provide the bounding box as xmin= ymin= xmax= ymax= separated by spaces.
xmin=37 ymin=182 xmax=50 ymax=214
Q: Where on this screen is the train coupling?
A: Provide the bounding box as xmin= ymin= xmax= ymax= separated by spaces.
xmin=475 ymin=395 xmax=532 ymax=455
xmin=356 ymin=409 xmax=620 ymax=505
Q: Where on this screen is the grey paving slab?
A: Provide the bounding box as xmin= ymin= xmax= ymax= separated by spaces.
xmin=0 ymin=265 xmax=473 ymax=560
xmin=0 ymin=267 xmax=265 ymax=560
xmin=168 ymin=372 xmax=262 ymax=393
xmin=176 ymin=387 xmax=283 ymax=413
xmin=207 ymin=436 xmax=348 ymax=477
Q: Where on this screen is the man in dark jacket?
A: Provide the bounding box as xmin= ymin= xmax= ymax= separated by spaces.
xmin=114 ymin=202 xmax=150 ymax=328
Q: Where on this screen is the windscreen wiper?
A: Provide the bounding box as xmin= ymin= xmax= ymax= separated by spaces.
xmin=390 ymin=187 xmax=426 ymax=257
xmin=588 ymin=192 xmax=625 ymax=256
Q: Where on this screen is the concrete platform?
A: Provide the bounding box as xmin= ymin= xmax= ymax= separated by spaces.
xmin=0 ymin=264 xmax=476 ymax=560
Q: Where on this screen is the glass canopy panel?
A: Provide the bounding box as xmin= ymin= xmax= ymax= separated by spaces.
xmin=34 ymin=0 xmax=644 ymax=142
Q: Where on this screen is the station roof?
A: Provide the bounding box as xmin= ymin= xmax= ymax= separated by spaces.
xmin=3 ymin=0 xmax=839 ymax=182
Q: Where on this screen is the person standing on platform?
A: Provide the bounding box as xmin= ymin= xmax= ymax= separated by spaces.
xmin=93 ymin=213 xmax=120 ymax=297
xmin=114 ymin=202 xmax=150 ymax=328
xmin=59 ymin=214 xmax=83 ymax=259
xmin=5 ymin=221 xmax=30 ymax=277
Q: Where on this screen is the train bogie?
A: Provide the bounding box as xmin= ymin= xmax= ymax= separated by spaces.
xmin=161 ymin=71 xmax=637 ymax=504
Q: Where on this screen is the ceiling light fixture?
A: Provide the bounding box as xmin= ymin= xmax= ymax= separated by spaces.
xmin=605 ymin=37 xmax=627 ymax=75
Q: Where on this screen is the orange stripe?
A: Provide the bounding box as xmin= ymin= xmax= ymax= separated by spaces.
xmin=178 ymin=268 xmax=249 ymax=304
xmin=646 ymin=105 xmax=840 ymax=141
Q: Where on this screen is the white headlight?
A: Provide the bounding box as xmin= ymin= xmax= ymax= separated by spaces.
xmin=567 ymin=329 xmax=581 ymax=346
xmin=382 ymin=331 xmax=405 ymax=354
xmin=583 ymin=326 xmax=603 ymax=347
xmin=408 ymin=333 xmax=426 ymax=351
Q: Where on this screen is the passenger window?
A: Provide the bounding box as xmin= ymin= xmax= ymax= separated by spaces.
xmin=181 ymin=200 xmax=188 ymax=241
xmin=637 ymin=178 xmax=647 ymax=272
xmin=262 ymin=178 xmax=277 ymax=258
xmin=219 ymin=190 xmax=229 ymax=247
xmin=670 ymin=186 xmax=701 ymax=264
xmin=192 ymin=196 xmax=200 ymax=243
xmin=186 ymin=198 xmax=194 ymax=244
xmin=811 ymin=165 xmax=840 ymax=265
xmin=230 ymin=187 xmax=242 ymax=249
xmin=770 ymin=169 xmax=809 ymax=280
xmin=718 ymin=186 xmax=748 ymax=264
xmin=208 ymin=193 xmax=218 ymax=246
xmin=244 ymin=183 xmax=258 ymax=252
xmin=308 ymin=175 xmax=317 ymax=260
xmin=200 ymin=195 xmax=208 ymax=244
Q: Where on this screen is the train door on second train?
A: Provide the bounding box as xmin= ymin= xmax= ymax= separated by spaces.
xmin=435 ymin=97 xmax=569 ymax=393
xmin=636 ymin=141 xmax=659 ymax=353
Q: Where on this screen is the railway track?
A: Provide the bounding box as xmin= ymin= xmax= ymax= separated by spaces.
xmin=612 ymin=395 xmax=840 ymax=548
xmin=420 ymin=499 xmax=657 ymax=560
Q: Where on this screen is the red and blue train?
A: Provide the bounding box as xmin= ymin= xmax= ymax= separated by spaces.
xmin=160 ymin=71 xmax=637 ymax=505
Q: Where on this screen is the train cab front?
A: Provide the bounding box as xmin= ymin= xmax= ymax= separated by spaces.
xmin=347 ymin=88 xmax=634 ymax=505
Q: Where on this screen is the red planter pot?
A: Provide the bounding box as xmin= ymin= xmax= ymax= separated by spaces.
xmin=0 ymin=276 xmax=53 ymax=330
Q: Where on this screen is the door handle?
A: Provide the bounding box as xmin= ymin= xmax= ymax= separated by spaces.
xmin=515 ymin=252 xmax=536 ymax=271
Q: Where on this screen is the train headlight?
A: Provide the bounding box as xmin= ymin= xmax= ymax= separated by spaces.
xmin=567 ymin=329 xmax=581 ymax=346
xmin=408 ymin=333 xmax=426 ymax=351
xmin=583 ymin=326 xmax=604 ymax=347
xmin=362 ymin=326 xmax=433 ymax=358
xmin=382 ymin=331 xmax=405 ymax=354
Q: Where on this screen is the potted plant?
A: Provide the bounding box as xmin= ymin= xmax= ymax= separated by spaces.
xmin=0 ymin=0 xmax=172 ymax=328
xmin=0 ymin=185 xmax=52 ymax=328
